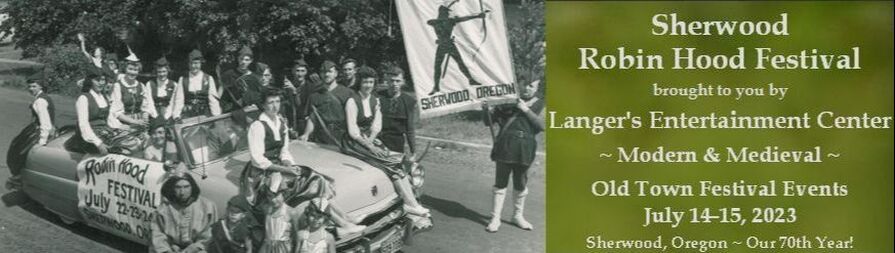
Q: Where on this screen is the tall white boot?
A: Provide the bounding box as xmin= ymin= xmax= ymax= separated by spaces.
xmin=512 ymin=189 xmax=533 ymax=230
xmin=486 ymin=188 xmax=506 ymax=233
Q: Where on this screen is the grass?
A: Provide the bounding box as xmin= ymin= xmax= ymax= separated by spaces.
xmin=418 ymin=110 xmax=546 ymax=152
xmin=0 ymin=61 xmax=39 ymax=90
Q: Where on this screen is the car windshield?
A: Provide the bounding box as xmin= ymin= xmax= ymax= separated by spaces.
xmin=180 ymin=116 xmax=249 ymax=165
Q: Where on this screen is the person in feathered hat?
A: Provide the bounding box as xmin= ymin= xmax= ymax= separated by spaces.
xmin=177 ymin=49 xmax=222 ymax=118
xmin=110 ymin=47 xmax=157 ymax=127
xmin=100 ymin=47 xmax=153 ymax=155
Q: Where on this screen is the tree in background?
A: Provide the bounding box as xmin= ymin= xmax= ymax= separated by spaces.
xmin=1 ymin=0 xmax=543 ymax=96
xmin=1 ymin=0 xmax=405 ymax=93
xmin=507 ymin=0 xmax=545 ymax=93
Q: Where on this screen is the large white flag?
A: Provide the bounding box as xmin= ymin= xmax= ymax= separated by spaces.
xmin=396 ymin=0 xmax=517 ymax=118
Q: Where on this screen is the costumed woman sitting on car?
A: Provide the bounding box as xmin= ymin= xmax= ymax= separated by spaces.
xmin=68 ymin=68 xmax=148 ymax=155
xmin=340 ymin=66 xmax=430 ymax=217
xmin=105 ymin=52 xmax=155 ymax=154
xmin=240 ymin=87 xmax=366 ymax=236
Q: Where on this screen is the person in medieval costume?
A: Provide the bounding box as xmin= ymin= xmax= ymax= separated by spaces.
xmin=106 ymin=51 xmax=153 ymax=154
xmin=376 ymin=66 xmax=419 ymax=156
xmin=241 ymin=88 xmax=365 ymax=237
xmin=66 ymin=68 xmax=145 ymax=155
xmin=6 ymin=72 xmax=55 ymax=190
xmin=299 ymin=61 xmax=356 ymax=145
xmin=151 ymin=171 xmax=219 ymax=253
xmin=147 ymin=57 xmax=181 ymax=120
xmin=220 ymin=46 xmax=262 ymax=113
xmin=176 ymin=49 xmax=221 ymax=119
xmin=483 ymin=80 xmax=544 ymax=232
xmin=281 ymin=59 xmax=312 ymax=134
xmin=340 ymin=66 xmax=430 ymax=217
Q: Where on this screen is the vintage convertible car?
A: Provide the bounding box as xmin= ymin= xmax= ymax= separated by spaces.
xmin=18 ymin=111 xmax=428 ymax=253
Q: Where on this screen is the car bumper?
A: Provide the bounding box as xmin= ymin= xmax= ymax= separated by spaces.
xmin=340 ymin=218 xmax=410 ymax=253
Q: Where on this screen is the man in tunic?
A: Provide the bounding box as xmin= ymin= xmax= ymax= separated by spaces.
xmin=377 ymin=66 xmax=419 ymax=156
xmin=282 ymin=59 xmax=311 ymax=133
xmin=299 ymin=61 xmax=356 ymax=146
xmin=151 ymin=172 xmax=219 ymax=253
xmin=484 ymin=80 xmax=545 ymax=233
xmin=220 ymin=46 xmax=261 ymax=113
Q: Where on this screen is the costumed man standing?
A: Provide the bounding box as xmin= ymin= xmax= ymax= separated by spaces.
xmin=282 ymin=59 xmax=311 ymax=133
xmin=377 ymin=66 xmax=419 ymax=156
xmin=299 ymin=61 xmax=356 ymax=145
xmin=484 ymin=80 xmax=544 ymax=232
xmin=176 ymin=49 xmax=222 ymax=118
xmin=147 ymin=57 xmax=180 ymax=120
xmin=220 ymin=46 xmax=261 ymax=112
xmin=151 ymin=172 xmax=219 ymax=253
xmin=6 ymin=72 xmax=55 ymax=190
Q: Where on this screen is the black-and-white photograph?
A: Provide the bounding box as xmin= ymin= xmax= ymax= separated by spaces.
xmin=0 ymin=0 xmax=543 ymax=252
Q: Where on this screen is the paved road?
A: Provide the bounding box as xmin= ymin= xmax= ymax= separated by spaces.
xmin=0 ymin=87 xmax=545 ymax=253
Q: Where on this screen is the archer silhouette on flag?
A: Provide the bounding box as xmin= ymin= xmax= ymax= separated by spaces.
xmin=427 ymin=0 xmax=490 ymax=95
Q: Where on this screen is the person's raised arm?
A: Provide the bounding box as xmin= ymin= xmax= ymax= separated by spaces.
xmin=77 ymin=33 xmax=99 ymax=68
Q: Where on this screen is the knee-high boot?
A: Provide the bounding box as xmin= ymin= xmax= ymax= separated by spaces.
xmin=512 ymin=188 xmax=533 ymax=230
xmin=486 ymin=187 xmax=507 ymax=232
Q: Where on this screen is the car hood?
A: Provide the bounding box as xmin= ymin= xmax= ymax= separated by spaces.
xmin=229 ymin=141 xmax=398 ymax=214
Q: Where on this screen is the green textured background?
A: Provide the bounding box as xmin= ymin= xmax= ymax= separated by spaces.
xmin=546 ymin=1 xmax=893 ymax=252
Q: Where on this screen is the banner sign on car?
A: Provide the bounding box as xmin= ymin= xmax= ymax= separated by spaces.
xmin=76 ymin=154 xmax=166 ymax=243
xmin=396 ymin=0 xmax=518 ymax=118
